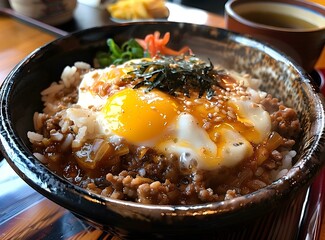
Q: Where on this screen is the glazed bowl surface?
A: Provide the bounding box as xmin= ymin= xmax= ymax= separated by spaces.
xmin=224 ymin=0 xmax=325 ymax=73
xmin=0 ymin=22 xmax=325 ymax=239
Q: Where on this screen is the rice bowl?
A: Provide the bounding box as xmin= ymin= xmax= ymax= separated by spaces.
xmin=0 ymin=22 xmax=324 ymax=239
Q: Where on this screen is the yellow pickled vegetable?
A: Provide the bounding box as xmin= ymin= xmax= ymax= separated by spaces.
xmin=107 ymin=0 xmax=169 ymax=20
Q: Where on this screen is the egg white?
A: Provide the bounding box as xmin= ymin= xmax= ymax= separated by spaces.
xmin=66 ymin=62 xmax=272 ymax=171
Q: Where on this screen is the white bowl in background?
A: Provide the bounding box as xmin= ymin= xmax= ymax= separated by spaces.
xmin=8 ymin=0 xmax=77 ymax=25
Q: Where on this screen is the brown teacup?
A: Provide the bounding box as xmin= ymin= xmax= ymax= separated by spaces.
xmin=225 ymin=0 xmax=325 ymax=72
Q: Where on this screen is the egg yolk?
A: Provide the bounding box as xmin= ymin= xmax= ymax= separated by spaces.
xmin=102 ymin=88 xmax=179 ymax=144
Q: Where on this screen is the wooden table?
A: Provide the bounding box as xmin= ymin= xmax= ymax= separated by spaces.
xmin=0 ymin=3 xmax=324 ymax=240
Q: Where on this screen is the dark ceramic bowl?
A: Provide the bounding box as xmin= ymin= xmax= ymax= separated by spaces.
xmin=1 ymin=22 xmax=325 ymax=239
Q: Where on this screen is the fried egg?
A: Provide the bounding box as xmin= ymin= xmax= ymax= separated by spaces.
xmin=72 ymin=60 xmax=271 ymax=171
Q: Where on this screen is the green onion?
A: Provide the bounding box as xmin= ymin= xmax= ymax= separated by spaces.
xmin=95 ymin=38 xmax=145 ymax=67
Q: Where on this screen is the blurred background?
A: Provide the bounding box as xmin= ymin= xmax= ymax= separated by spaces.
xmin=168 ymin=0 xmax=228 ymax=14
xmin=1 ymin=0 xmax=323 ymax=31
xmin=0 ymin=0 xmax=324 ymax=69
xmin=0 ymin=0 xmax=229 ymax=31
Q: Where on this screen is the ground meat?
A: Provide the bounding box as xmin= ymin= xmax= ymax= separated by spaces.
xmin=261 ymin=95 xmax=301 ymax=139
xmin=260 ymin=95 xmax=281 ymax=114
xmin=44 ymin=115 xmax=62 ymax=133
xmin=29 ymin=65 xmax=302 ymax=205
xmin=85 ymin=138 xmax=283 ymax=204
xmin=271 ymin=105 xmax=301 ymax=138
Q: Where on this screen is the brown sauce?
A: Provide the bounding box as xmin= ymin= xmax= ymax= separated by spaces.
xmin=240 ymin=11 xmax=318 ymax=29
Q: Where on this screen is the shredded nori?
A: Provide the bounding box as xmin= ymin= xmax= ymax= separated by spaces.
xmin=124 ymin=55 xmax=226 ymax=99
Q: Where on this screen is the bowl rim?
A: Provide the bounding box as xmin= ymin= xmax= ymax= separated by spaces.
xmin=1 ymin=21 xmax=325 ymax=226
xmin=224 ymin=0 xmax=325 ymax=33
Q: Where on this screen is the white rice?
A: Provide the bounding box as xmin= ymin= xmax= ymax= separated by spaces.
xmin=27 ymin=131 xmax=44 ymax=143
xmin=61 ymin=66 xmax=78 ymax=88
xmin=74 ymin=61 xmax=91 ymax=69
xmin=33 ymin=152 xmax=47 ymax=164
xmin=271 ymin=150 xmax=296 ymax=180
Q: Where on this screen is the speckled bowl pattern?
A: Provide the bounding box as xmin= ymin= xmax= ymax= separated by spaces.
xmin=1 ymin=22 xmax=325 ymax=239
